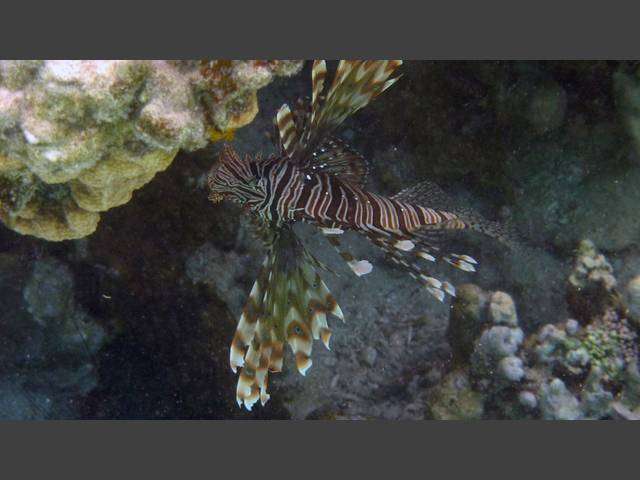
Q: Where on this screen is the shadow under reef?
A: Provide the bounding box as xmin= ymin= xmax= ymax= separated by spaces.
xmin=0 ymin=148 xmax=292 ymax=419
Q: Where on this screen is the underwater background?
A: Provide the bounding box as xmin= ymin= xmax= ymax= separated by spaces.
xmin=1 ymin=60 xmax=639 ymax=420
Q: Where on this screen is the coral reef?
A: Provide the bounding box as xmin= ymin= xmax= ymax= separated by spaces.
xmin=2 ymin=61 xmax=640 ymax=420
xmin=567 ymin=239 xmax=618 ymax=319
xmin=432 ymin=240 xmax=640 ymax=420
xmin=0 ymin=60 xmax=302 ymax=241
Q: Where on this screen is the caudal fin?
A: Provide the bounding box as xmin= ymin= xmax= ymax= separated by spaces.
xmin=353 ymin=179 xmax=513 ymax=302
xmin=392 ymin=180 xmax=516 ymax=247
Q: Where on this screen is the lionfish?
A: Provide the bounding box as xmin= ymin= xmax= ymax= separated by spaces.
xmin=208 ymin=60 xmax=498 ymax=410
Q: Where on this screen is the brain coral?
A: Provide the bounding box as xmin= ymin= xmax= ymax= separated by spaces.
xmin=0 ymin=60 xmax=302 ymax=240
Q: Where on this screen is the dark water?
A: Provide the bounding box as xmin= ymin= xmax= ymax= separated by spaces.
xmin=1 ymin=60 xmax=639 ymax=420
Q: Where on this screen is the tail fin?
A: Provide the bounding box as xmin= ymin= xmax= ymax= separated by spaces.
xmin=354 ymin=180 xmax=512 ymax=302
xmin=230 ymin=226 xmax=343 ymax=411
xmin=392 ymin=180 xmax=515 ymax=247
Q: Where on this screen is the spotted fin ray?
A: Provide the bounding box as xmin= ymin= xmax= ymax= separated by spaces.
xmin=230 ymin=225 xmax=343 ymax=411
xmin=307 ymin=137 xmax=369 ymax=188
xmin=364 ymin=230 xmax=472 ymax=302
xmin=320 ymin=227 xmax=373 ymax=277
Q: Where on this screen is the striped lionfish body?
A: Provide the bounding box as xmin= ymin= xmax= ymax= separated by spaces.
xmin=208 ymin=60 xmax=492 ymax=410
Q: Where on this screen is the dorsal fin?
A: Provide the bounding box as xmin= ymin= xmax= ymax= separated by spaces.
xmin=276 ymin=60 xmax=402 ymax=174
xmin=292 ymin=97 xmax=308 ymax=132
xmin=392 ymin=180 xmax=455 ymax=210
xmin=271 ymin=97 xmax=308 ymax=152
xmin=307 ymin=137 xmax=369 ymax=188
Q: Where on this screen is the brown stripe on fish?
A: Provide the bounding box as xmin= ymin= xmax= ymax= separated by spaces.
xmin=268 ymin=336 xmax=284 ymax=372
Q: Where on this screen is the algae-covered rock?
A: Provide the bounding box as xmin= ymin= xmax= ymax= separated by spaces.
xmin=23 ymin=257 xmax=106 ymax=357
xmin=497 ymin=71 xmax=568 ymax=136
xmin=525 ymin=80 xmax=568 ymax=134
xmin=567 ymin=239 xmax=618 ymax=319
xmin=488 ymin=291 xmax=519 ymax=327
xmin=581 ymin=367 xmax=614 ymax=418
xmin=0 ymin=60 xmax=303 ymax=241
xmin=0 ymin=255 xmax=108 ymax=419
xmin=0 ymin=380 xmax=53 ymax=420
xmin=447 ymin=283 xmax=490 ymax=362
xmin=426 ymin=369 xmax=485 ymax=420
xmin=186 ymin=240 xmax=262 ymax=313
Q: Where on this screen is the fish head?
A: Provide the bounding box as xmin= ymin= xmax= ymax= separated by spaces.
xmin=208 ymin=144 xmax=265 ymax=208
